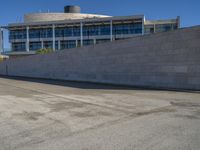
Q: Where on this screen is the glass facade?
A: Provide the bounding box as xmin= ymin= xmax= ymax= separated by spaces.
xmin=56 ymin=27 xmax=80 ymax=37
xmin=155 ymin=24 xmax=177 ymax=32
xmin=29 ymin=42 xmax=42 ymax=51
xmin=82 ymin=22 xmax=143 ymax=37
xmin=113 ymin=23 xmax=143 ymax=35
xmin=144 ymin=25 xmax=154 ymax=34
xmin=61 ymin=40 xmax=76 ymax=49
xmin=9 ymin=30 xmax=26 ymax=40
xmin=12 ymin=42 xmax=26 ymax=51
xmin=44 ymin=41 xmax=53 ymax=49
xmin=29 ymin=28 xmax=52 ymax=39
xmin=144 ymin=23 xmax=178 ymax=34
xmin=55 ymin=41 xmax=59 ymax=50
xmin=9 ymin=22 xmax=143 ymax=41
xmin=9 ymin=17 xmax=179 ymax=52
xmin=83 ymin=24 xmax=110 ymax=36
xmin=83 ymin=39 xmax=94 ymax=46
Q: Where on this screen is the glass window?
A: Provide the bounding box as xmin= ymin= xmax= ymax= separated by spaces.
xmin=12 ymin=42 xmax=26 ymax=51
xmin=39 ymin=28 xmax=52 ymax=38
xmin=83 ymin=39 xmax=94 ymax=46
xmin=55 ymin=41 xmax=59 ymax=50
xmin=83 ymin=25 xmax=99 ymax=36
xmin=61 ymin=40 xmax=76 ymax=49
xmin=144 ymin=25 xmax=154 ymax=34
xmin=72 ymin=27 xmax=80 ymax=37
xmin=155 ymin=24 xmax=172 ymax=32
xmin=99 ymin=25 xmax=110 ymax=35
xmin=64 ymin=28 xmax=73 ymax=37
xmin=113 ymin=22 xmax=142 ymax=35
xmin=44 ymin=41 xmax=53 ymax=49
xmin=56 ymin=27 xmax=80 ymax=37
xmin=28 ymin=28 xmax=53 ymax=39
xmin=55 ymin=28 xmax=64 ymax=37
xmin=29 ymin=29 xmax=40 ymax=39
xmin=172 ymin=24 xmax=178 ymax=30
xmin=29 ymin=42 xmax=42 ymax=51
xmin=9 ymin=30 xmax=26 ymax=40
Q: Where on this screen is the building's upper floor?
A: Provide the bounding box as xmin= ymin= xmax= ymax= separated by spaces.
xmin=7 ymin=16 xmax=179 ymax=41
xmin=0 ymin=5 xmax=180 ymax=54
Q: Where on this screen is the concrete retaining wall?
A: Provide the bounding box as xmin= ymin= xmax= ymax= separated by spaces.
xmin=0 ymin=26 xmax=200 ymax=90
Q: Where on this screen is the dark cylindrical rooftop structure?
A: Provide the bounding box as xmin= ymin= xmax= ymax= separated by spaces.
xmin=64 ymin=5 xmax=81 ymax=13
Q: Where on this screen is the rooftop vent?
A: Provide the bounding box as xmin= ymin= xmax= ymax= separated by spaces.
xmin=64 ymin=5 xmax=81 ymax=13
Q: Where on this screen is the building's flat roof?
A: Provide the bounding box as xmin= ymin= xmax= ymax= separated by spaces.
xmin=24 ymin=13 xmax=111 ymax=23
xmin=6 ymin=15 xmax=145 ymax=29
xmin=1 ymin=15 xmax=179 ymax=31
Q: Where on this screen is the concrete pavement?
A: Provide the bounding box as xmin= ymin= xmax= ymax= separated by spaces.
xmin=0 ymin=77 xmax=199 ymax=150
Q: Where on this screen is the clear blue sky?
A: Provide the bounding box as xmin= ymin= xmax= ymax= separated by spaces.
xmin=0 ymin=0 xmax=200 ymax=48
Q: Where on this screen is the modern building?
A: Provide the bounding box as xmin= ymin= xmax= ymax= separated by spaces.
xmin=0 ymin=5 xmax=180 ymax=57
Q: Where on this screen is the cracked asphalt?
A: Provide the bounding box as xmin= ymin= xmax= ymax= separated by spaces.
xmin=0 ymin=77 xmax=199 ymax=150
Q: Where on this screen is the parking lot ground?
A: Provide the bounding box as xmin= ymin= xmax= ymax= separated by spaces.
xmin=0 ymin=77 xmax=199 ymax=150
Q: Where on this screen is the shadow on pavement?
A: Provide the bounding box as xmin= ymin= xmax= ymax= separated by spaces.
xmin=0 ymin=75 xmax=199 ymax=93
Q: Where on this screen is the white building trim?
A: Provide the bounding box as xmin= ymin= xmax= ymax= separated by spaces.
xmin=26 ymin=26 xmax=30 ymax=52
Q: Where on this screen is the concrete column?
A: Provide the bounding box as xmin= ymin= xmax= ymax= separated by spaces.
xmin=75 ymin=40 xmax=78 ymax=48
xmin=93 ymin=39 xmax=96 ymax=45
xmin=171 ymin=24 xmax=173 ymax=31
xmin=110 ymin=20 xmax=113 ymax=41
xmin=142 ymin=16 xmax=145 ymax=35
xmin=52 ymin=24 xmax=56 ymax=51
xmin=41 ymin=40 xmax=44 ymax=49
xmin=58 ymin=40 xmax=61 ymax=50
xmin=0 ymin=27 xmax=3 ymax=54
xmin=26 ymin=26 xmax=29 ymax=52
xmin=80 ymin=22 xmax=83 ymax=47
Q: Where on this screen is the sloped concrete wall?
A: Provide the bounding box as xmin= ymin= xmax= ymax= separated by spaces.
xmin=0 ymin=26 xmax=200 ymax=90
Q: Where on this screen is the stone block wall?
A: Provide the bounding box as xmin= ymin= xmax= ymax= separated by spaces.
xmin=0 ymin=26 xmax=200 ymax=90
